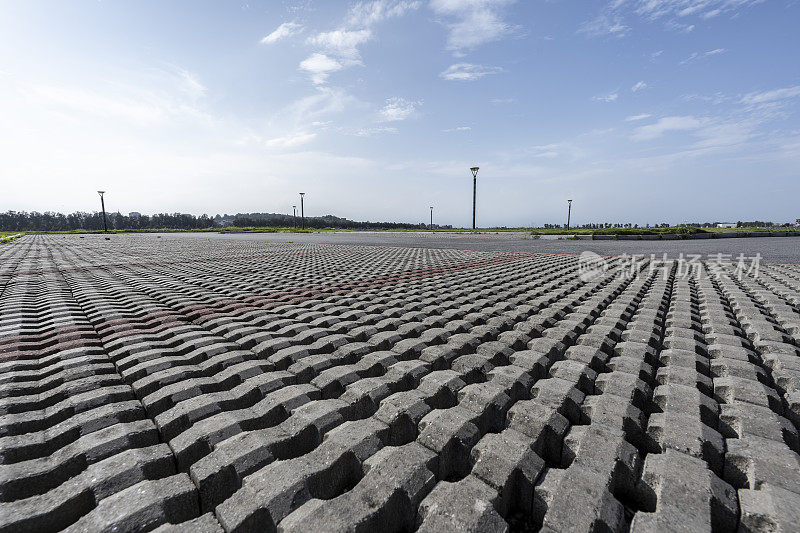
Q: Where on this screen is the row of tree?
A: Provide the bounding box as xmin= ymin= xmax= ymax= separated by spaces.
xmin=1 ymin=210 xmax=791 ymax=232
xmin=0 ymin=210 xmax=449 ymax=231
xmin=0 ymin=211 xmax=215 ymax=231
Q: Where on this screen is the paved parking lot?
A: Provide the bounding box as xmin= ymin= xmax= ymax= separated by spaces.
xmin=2 ymin=234 xmax=799 ymax=531
xmin=168 ymin=231 xmax=800 ymax=264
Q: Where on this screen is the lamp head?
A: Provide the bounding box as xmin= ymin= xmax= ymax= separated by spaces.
xmin=97 ymin=190 xmax=105 ymax=196
xmin=299 ymin=192 xmax=305 ymax=197
xmin=470 ymin=167 xmax=479 ymax=177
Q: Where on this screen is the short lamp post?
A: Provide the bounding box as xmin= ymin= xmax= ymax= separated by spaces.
xmin=430 ymin=206 xmax=433 ymax=229
xmin=299 ymin=193 xmax=305 ymax=230
xmin=470 ymin=167 xmax=479 ymax=230
xmin=567 ymin=199 xmax=573 ymax=231
xmin=292 ymin=205 xmax=297 ymax=228
xmin=97 ymin=190 xmax=108 ymax=232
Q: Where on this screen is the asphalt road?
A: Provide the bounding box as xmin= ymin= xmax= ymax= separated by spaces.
xmin=161 ymin=231 xmax=800 ymax=264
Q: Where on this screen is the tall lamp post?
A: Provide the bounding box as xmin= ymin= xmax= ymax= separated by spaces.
xmin=567 ymin=199 xmax=573 ymax=231
xmin=292 ymin=205 xmax=297 ymax=228
xmin=97 ymin=191 xmax=108 ymax=233
xmin=299 ymin=193 xmax=305 ymax=230
xmin=470 ymin=167 xmax=479 ymax=230
xmin=430 ymin=206 xmax=433 ymax=229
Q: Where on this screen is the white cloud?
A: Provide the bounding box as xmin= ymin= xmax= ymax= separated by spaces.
xmin=299 ymin=53 xmax=343 ymax=84
xmin=584 ymin=1 xmax=764 ymax=38
xmin=680 ymin=48 xmax=726 ymax=64
xmin=592 ymin=92 xmax=619 ymax=102
xmin=578 ymin=14 xmax=629 ymax=37
xmin=177 ymin=69 xmax=207 ymax=100
xmin=265 ymin=131 xmax=317 ymax=149
xmin=740 ymin=85 xmax=800 ymax=105
xmin=355 ymin=126 xmax=399 ymax=136
xmin=26 ymin=73 xmax=211 ymax=125
xmin=307 ymin=29 xmax=372 ymax=60
xmin=443 ymin=126 xmax=471 ymax=132
xmin=286 ymin=87 xmax=357 ymax=121
xmin=631 ymin=81 xmax=647 ymax=92
xmin=627 ymin=0 xmax=763 ymax=21
xmin=625 ymin=113 xmax=652 ymax=121
xmin=490 ymin=97 xmax=515 ymax=104
xmin=632 ymin=115 xmax=704 ymax=141
xmin=440 ymin=63 xmax=503 ymax=81
xmin=430 ymin=0 xmax=517 ymax=51
xmin=663 ymin=20 xmax=695 ymax=32
xmin=380 ymin=96 xmax=422 ymax=121
xmin=347 ymin=0 xmax=421 ymax=26
xmin=260 ymin=22 xmax=303 ymax=44
xmin=528 ymin=143 xmax=561 ymax=158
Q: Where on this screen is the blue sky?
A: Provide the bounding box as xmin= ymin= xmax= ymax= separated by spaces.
xmin=1 ymin=0 xmax=798 ymax=227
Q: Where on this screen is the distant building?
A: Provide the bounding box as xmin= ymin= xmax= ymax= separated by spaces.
xmin=129 ymin=212 xmax=142 ymax=218
xmin=715 ymin=222 xmax=737 ymax=228
xmin=796 ymin=218 xmax=800 ymax=227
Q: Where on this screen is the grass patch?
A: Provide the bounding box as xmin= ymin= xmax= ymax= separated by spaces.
xmin=0 ymin=232 xmax=24 ymax=244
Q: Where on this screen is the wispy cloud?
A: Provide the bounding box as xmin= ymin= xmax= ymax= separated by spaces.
xmin=592 ymin=92 xmax=619 ymax=102
xmin=261 ymin=22 xmax=303 ymax=44
xmin=307 ymin=29 xmax=372 ymax=61
xmin=740 ymin=85 xmax=800 ymax=105
xmin=578 ymin=14 xmax=629 ymax=37
xmin=299 ymin=53 xmax=343 ymax=85
xmin=440 ymin=63 xmax=503 ymax=81
xmin=629 ymin=0 xmax=763 ymax=21
xmin=380 ymin=96 xmax=422 ymax=121
xmin=443 ymin=126 xmax=471 ymax=132
xmin=626 ymin=113 xmax=652 ymax=121
xmin=632 ymin=115 xmax=704 ymax=141
xmin=631 ymin=81 xmax=647 ymax=92
xmin=680 ymin=48 xmax=726 ymax=64
xmin=430 ymin=0 xmax=517 ymax=52
xmin=27 ymin=69 xmax=211 ymax=125
xmin=490 ymin=97 xmax=515 ymax=104
xmin=583 ymin=1 xmax=764 ymax=38
xmin=356 ymin=126 xmax=399 ymax=136
xmin=286 ymin=87 xmax=357 ymax=122
xmin=265 ymin=131 xmax=317 ymax=149
xmin=347 ymin=0 xmax=421 ymax=26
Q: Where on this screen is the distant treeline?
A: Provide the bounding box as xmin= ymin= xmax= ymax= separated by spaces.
xmin=542 ymin=221 xmax=792 ymax=230
xmin=0 ymin=211 xmax=215 ymax=231
xmin=0 ymin=211 xmax=448 ymax=231
xmin=231 ymin=213 xmax=442 ymax=230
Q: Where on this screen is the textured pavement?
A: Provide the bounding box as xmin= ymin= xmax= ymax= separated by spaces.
xmin=166 ymin=231 xmax=800 ymax=264
xmin=2 ymin=234 xmax=800 ymax=532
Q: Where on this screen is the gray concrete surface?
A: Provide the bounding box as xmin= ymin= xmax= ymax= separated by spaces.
xmin=1 ymin=234 xmax=799 ymax=532
xmin=157 ymin=231 xmax=800 ymax=264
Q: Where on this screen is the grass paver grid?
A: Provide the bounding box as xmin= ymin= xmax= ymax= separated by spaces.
xmin=1 ymin=234 xmax=799 ymax=532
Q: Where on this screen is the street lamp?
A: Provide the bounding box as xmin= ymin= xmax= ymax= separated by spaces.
xmin=567 ymin=199 xmax=573 ymax=231
xmin=97 ymin=191 xmax=108 ymax=232
xmin=292 ymin=205 xmax=297 ymax=228
xmin=299 ymin=193 xmax=305 ymax=230
xmin=470 ymin=167 xmax=479 ymax=229
xmin=430 ymin=206 xmax=433 ymax=229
